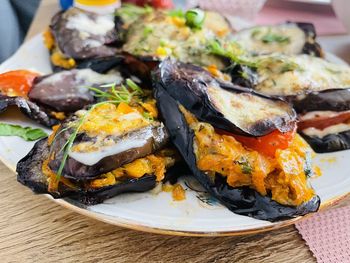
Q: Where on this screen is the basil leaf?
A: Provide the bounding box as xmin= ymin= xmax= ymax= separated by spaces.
xmin=0 ymin=123 xmax=47 ymax=141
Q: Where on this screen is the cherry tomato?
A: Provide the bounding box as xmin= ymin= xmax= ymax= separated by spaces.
xmin=151 ymin=0 xmax=173 ymax=9
xmin=0 ymin=70 xmax=39 ymax=97
xmin=217 ymin=125 xmax=297 ymax=157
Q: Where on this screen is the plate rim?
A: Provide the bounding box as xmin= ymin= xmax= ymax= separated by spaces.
xmin=0 ymin=34 xmax=349 ymax=237
xmin=1 ymin=139 xmax=349 ymax=237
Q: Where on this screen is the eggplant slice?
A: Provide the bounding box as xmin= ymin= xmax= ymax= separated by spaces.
xmin=0 ymin=95 xmax=59 ymax=127
xmin=28 ymin=68 xmax=124 ymax=113
xmin=153 ymin=59 xmax=296 ymax=137
xmin=50 ymin=8 xmax=120 ymax=60
xmin=231 ymin=22 xmax=323 ymax=57
xmin=17 ymin=138 xmax=158 ymax=205
xmin=120 ymin=9 xmax=230 ymax=79
xmin=300 ymin=130 xmax=350 ymax=153
xmin=154 ymin=80 xmax=320 ymax=221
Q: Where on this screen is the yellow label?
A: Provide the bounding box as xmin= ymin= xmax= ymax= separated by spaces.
xmin=75 ymin=0 xmax=119 ymax=6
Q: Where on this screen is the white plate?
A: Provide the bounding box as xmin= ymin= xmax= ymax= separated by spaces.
xmin=0 ymin=34 xmax=349 ymax=236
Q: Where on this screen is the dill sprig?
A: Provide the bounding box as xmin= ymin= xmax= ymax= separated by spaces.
xmin=55 ymin=79 xmax=145 ymax=180
xmin=88 ymin=78 xmax=143 ymax=104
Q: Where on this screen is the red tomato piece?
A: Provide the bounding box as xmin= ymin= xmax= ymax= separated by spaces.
xmin=217 ymin=125 xmax=297 ymax=157
xmin=0 ymin=70 xmax=39 ymax=97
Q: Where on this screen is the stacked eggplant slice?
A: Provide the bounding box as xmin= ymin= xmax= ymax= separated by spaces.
xmin=17 ymin=84 xmax=178 ymax=204
xmin=45 ymin=7 xmax=123 ymax=71
xmin=153 ymin=59 xmax=320 ymax=221
xmin=224 ymin=54 xmax=350 ymax=153
xmin=231 ymin=22 xmax=323 ymax=57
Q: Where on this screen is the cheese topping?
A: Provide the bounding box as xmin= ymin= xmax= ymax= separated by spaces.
xmin=232 ymin=24 xmax=306 ymax=55
xmin=300 ymin=110 xmax=350 ymax=121
xmin=255 ymin=54 xmax=350 ymax=96
xmin=303 ymin=123 xmax=350 ymax=138
xmin=69 ymin=137 xmax=148 ymax=166
xmin=66 ymin=12 xmax=114 ymax=36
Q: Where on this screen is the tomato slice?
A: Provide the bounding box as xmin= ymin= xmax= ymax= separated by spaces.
xmin=298 ymin=111 xmax=350 ymax=131
xmin=217 ymin=125 xmax=297 ymax=157
xmin=0 ymin=70 xmax=39 ymax=98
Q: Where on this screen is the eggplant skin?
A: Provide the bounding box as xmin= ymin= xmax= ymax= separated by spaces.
xmin=154 ymin=82 xmax=320 ymax=221
xmin=290 ymin=88 xmax=350 ymax=113
xmin=0 ymin=95 xmax=59 ymax=127
xmin=16 ymin=138 xmax=157 ymax=205
xmin=293 ymin=22 xmax=324 ymax=58
xmin=300 ymin=130 xmax=350 ymax=153
xmin=152 ymin=59 xmax=296 ymax=136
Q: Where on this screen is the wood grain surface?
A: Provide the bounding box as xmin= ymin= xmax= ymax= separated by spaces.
xmin=0 ymin=0 xmax=349 ymax=262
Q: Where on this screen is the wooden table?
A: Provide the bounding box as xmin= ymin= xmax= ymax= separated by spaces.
xmin=0 ymin=1 xmax=349 ymax=262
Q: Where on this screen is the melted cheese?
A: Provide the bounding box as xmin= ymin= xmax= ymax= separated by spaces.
xmin=66 ymin=12 xmax=114 ymax=36
xmin=300 ymin=110 xmax=350 ymax=121
xmin=123 ymin=10 xmax=227 ymax=69
xmin=233 ymin=24 xmax=306 ymax=55
xmin=255 ymin=54 xmax=350 ymax=96
xmin=69 ymin=137 xmax=148 ymax=166
xmin=303 ymin=123 xmax=350 ymax=138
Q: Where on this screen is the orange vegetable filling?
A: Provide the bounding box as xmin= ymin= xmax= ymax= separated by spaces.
xmin=180 ymin=106 xmax=317 ymax=206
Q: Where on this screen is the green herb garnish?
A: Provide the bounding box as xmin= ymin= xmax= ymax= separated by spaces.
xmin=185 ymin=8 xmax=205 ymax=29
xmin=88 ymin=79 xmax=143 ymax=103
xmin=167 ymin=9 xmax=185 ymax=18
xmin=207 ymin=40 xmax=258 ymax=68
xmin=261 ymin=33 xmax=290 ymax=44
xmin=0 ymin=123 xmax=47 ymax=141
xmin=115 ymin=4 xmax=153 ymax=23
xmin=235 ymin=158 xmax=253 ymax=175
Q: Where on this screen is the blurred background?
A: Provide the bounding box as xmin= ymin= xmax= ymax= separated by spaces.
xmin=0 ymin=0 xmax=348 ymax=63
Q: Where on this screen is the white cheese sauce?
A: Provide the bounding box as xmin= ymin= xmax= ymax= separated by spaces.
xmin=302 ymin=123 xmax=350 ymax=138
xmin=66 ymin=12 xmax=114 ymax=36
xmin=68 ymin=138 xmax=147 ymax=166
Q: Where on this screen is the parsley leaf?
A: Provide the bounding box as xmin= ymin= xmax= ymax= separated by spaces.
xmin=0 ymin=123 xmax=47 ymax=141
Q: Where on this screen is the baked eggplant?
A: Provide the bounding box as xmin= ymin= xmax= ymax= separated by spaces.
xmin=231 ymin=22 xmax=323 ymax=57
xmin=17 ymin=101 xmax=175 ymax=205
xmin=0 ymin=94 xmax=59 ymax=127
xmin=220 ymin=51 xmax=350 ymax=152
xmin=153 ymin=59 xmax=296 ymax=136
xmin=28 ymin=68 xmax=124 ymax=112
xmin=153 ymin=67 xmax=320 ymax=221
xmin=120 ymin=8 xmax=232 ymax=80
xmin=45 ymin=7 xmax=121 ymax=70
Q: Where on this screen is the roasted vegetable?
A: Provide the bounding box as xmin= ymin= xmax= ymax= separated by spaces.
xmin=17 ymin=100 xmax=177 ymax=204
xmin=0 ymin=95 xmax=59 ymax=127
xmin=120 ymin=8 xmax=232 ymax=80
xmin=46 ymin=7 xmax=122 ymax=70
xmin=231 ymin=22 xmax=323 ymax=57
xmin=17 ymin=138 xmax=173 ymax=205
xmin=28 ymin=68 xmax=124 ymax=112
xmin=154 ymin=80 xmax=320 ymax=221
xmin=48 ymin=103 xmax=169 ymax=180
xmin=153 ymin=59 xmax=297 ymax=137
xmin=300 ymin=129 xmax=350 ymax=153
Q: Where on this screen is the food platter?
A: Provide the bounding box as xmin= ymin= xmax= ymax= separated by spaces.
xmin=0 ymin=33 xmax=350 ymax=236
